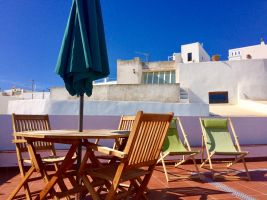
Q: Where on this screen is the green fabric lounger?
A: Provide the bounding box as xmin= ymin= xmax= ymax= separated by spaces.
xmin=200 ymin=118 xmax=250 ymax=180
xmin=158 ymin=117 xmax=201 ymax=182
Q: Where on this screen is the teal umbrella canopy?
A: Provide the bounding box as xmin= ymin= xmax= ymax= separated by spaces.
xmin=55 ymin=0 xmax=109 ymax=97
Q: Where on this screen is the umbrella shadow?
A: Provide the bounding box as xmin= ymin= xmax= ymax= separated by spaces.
xmin=148 ymin=186 xmax=229 ymax=199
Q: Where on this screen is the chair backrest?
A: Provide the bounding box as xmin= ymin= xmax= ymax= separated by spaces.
xmin=162 ymin=118 xmax=188 ymax=154
xmin=12 ymin=113 xmax=54 ymax=152
xmin=118 ymin=115 xmax=135 ymax=131
xmin=200 ymin=118 xmax=237 ymax=153
xmin=124 ymin=111 xmax=173 ymax=169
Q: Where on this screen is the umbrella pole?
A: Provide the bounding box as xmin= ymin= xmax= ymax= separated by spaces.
xmin=79 ymin=94 xmax=84 ymax=132
xmin=77 ymin=93 xmax=83 ymax=168
xmin=76 ymin=94 xmax=84 ymax=199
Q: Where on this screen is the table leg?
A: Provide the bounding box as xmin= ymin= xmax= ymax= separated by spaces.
xmin=79 ymin=142 xmax=102 ymax=200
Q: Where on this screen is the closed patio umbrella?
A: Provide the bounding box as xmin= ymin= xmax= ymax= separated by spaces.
xmin=56 ymin=0 xmax=109 ymax=98
xmin=55 ymin=0 xmax=109 ymax=178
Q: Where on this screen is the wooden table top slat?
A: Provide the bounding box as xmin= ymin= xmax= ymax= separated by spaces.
xmin=14 ymin=129 xmax=129 ymax=140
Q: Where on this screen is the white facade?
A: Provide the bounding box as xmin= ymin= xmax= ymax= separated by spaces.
xmin=181 ymin=42 xmax=210 ymax=63
xmin=179 ymin=59 xmax=267 ymax=104
xmin=229 ymin=40 xmax=267 ymax=60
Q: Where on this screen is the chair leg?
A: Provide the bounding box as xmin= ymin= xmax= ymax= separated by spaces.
xmin=174 ymin=158 xmax=186 ymax=167
xmin=57 ymin=179 xmax=71 ymax=200
xmin=160 ymin=153 xmax=169 ymax=182
xmin=191 ymin=155 xmax=201 ymax=180
xmin=227 ymin=155 xmax=245 ymax=168
xmin=7 ymin=166 xmax=35 ymax=200
xmin=206 ymin=153 xmax=215 ymax=179
xmin=200 ymin=158 xmax=209 ymax=168
xmin=20 ymin=169 xmax=32 ymax=200
xmin=105 ymin=181 xmax=121 ymax=200
xmin=82 ymin=175 xmax=101 ymax=200
xmin=134 ymin=167 xmax=154 ymax=200
xmin=41 ymin=166 xmax=60 ymax=200
xmin=201 ymin=135 xmax=204 ymax=163
xmin=242 ymin=157 xmax=251 ymax=181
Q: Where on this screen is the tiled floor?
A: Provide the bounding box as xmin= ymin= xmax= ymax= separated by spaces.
xmin=1 ymin=160 xmax=267 ymax=200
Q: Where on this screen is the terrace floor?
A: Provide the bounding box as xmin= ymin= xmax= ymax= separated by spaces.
xmin=1 ymin=156 xmax=267 ymax=200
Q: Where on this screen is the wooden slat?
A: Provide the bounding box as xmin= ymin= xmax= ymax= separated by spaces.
xmin=83 ymin=111 xmax=174 ymax=199
xmin=12 ymin=114 xmax=53 ymax=152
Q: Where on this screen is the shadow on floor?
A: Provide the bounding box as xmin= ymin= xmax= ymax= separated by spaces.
xmin=0 ymin=168 xmax=19 ymax=186
xmin=148 ymin=186 xmax=229 ymax=199
xmin=201 ymin=168 xmax=267 ymax=182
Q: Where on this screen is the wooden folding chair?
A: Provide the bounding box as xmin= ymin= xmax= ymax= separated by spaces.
xmin=81 ymin=111 xmax=173 ymax=200
xmin=199 ymin=117 xmax=250 ymax=180
xmin=95 ymin=115 xmax=135 ymax=160
xmin=157 ymin=117 xmax=201 ymax=182
xmin=113 ymin=115 xmax=135 ymax=150
xmin=11 ymin=114 xmax=75 ymax=200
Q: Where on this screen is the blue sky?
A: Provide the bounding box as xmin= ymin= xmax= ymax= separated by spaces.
xmin=0 ymin=0 xmax=266 ymax=90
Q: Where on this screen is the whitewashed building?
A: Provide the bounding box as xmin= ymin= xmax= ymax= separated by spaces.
xmin=117 ymin=42 xmax=267 ymax=104
xmin=228 ymin=39 xmax=267 ymax=60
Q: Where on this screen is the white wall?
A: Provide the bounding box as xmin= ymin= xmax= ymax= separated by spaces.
xmin=7 ymin=99 xmax=209 ymax=117
xmin=0 ymin=96 xmax=18 ymax=114
xmin=229 ymin=43 xmax=267 ymax=60
xmin=179 ymin=59 xmax=267 ymax=103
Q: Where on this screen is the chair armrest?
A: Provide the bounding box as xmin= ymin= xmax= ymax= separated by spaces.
xmin=12 ymin=139 xmax=27 ymax=144
xmin=85 ymin=142 xmax=127 ymax=159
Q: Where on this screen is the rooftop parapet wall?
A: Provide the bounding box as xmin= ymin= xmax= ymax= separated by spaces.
xmin=7 ymin=99 xmax=208 ymax=117
xmin=51 ymin=84 xmax=180 ymax=103
xmin=2 ymin=114 xmax=267 ymax=150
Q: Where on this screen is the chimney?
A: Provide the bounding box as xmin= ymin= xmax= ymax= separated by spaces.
xmin=260 ymin=38 xmax=265 ymax=45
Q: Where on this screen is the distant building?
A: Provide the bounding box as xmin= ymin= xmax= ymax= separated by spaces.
xmin=117 ymin=41 xmax=267 ymax=104
xmin=170 ymin=42 xmax=210 ymax=63
xmin=180 ymin=42 xmax=210 ymax=63
xmin=228 ymin=39 xmax=267 ymax=60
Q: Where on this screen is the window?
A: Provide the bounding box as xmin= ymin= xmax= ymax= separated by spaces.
xmin=142 ymin=71 xmax=175 ymax=84
xmin=209 ymin=91 xmax=229 ymax=104
xmin=158 ymin=72 xmax=164 ymax=84
xmin=170 ymin=71 xmax=175 ymax=83
xmin=187 ymin=53 xmax=192 ymax=62
xmin=153 ymin=72 xmax=159 ymax=84
xmin=164 ymin=71 xmax=170 ymax=83
xmin=145 ymin=72 xmax=153 ymax=84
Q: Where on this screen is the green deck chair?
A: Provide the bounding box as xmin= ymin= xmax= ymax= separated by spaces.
xmin=158 ymin=117 xmax=201 ymax=182
xmin=200 ymin=118 xmax=250 ymax=180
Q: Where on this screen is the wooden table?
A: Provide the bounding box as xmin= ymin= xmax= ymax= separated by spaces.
xmin=8 ymin=129 xmax=129 ymax=200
